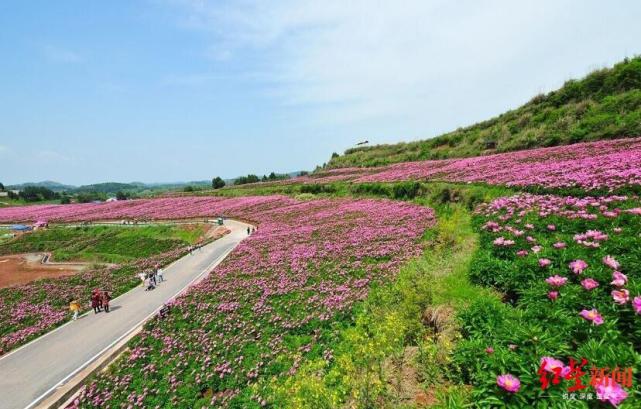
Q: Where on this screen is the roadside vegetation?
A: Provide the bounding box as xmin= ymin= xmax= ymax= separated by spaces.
xmin=327 ymin=57 xmax=641 ymax=168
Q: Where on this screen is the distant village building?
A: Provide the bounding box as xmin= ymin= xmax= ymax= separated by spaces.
xmin=106 ymin=197 xmax=118 ymax=202
xmin=0 ymin=191 xmax=7 ymax=197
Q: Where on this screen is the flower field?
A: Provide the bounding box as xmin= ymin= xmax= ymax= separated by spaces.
xmin=454 ymin=193 xmax=641 ymax=407
xmin=0 ymin=196 xmax=296 ymax=223
xmin=61 ymin=197 xmax=435 ymax=408
xmin=278 ymin=137 xmax=641 ymax=193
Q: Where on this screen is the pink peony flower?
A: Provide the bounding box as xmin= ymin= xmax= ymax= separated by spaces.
xmin=569 ymin=259 xmax=588 ymax=274
xmin=613 ymin=227 xmax=622 ymax=233
xmin=516 ymin=249 xmax=528 ymax=257
xmin=553 ymin=242 xmax=566 ymax=249
xmin=531 ymin=245 xmax=542 ymax=253
xmin=485 ymin=346 xmax=494 ymax=354
xmin=547 ymin=224 xmax=556 ymax=231
xmin=596 ymin=379 xmax=628 ymax=406
xmin=526 ymin=236 xmax=537 ymax=243
xmin=611 ymin=289 xmax=629 ymax=305
xmin=548 ymin=291 xmax=559 ymax=301
xmin=545 ymin=275 xmax=567 ymax=287
xmin=496 ymin=374 xmax=521 ymax=393
xmin=580 ymin=309 xmax=604 ymax=325
xmin=540 ymin=357 xmax=570 ymax=377
xmin=611 ymin=271 xmax=628 ymax=287
xmin=633 ymin=297 xmax=641 ymax=315
xmin=581 ymin=278 xmax=599 ymax=291
xmin=603 ymin=255 xmax=620 ymax=270
xmin=525 ymin=223 xmax=534 ymax=230
xmin=539 ymin=258 xmax=552 ymax=268
xmin=493 ymin=237 xmax=515 ymax=247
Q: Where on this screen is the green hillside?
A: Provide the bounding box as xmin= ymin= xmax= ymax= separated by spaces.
xmin=327 ymin=56 xmax=641 ymax=168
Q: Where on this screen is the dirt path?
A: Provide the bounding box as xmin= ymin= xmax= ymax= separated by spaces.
xmin=0 ymin=254 xmax=89 ymax=289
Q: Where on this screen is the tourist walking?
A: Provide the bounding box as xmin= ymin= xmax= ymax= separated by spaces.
xmin=102 ymin=291 xmax=111 ymax=313
xmin=138 ymin=272 xmax=146 ymax=286
xmin=150 ymin=270 xmax=157 ymax=286
xmin=69 ymin=299 xmax=81 ymax=321
xmin=91 ymin=289 xmax=102 ymax=313
xmin=247 ymin=227 xmax=251 ymax=235
xmin=145 ymin=274 xmax=155 ymax=291
xmin=157 ymin=267 xmax=164 ymax=282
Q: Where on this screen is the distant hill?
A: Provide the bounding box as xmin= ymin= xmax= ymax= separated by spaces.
xmin=7 ymin=181 xmax=75 ymax=192
xmin=7 ymin=180 xmax=213 ymax=195
xmin=327 ymin=56 xmax=641 ymax=168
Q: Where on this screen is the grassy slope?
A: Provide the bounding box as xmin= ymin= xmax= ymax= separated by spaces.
xmin=0 ymin=224 xmax=206 ymax=263
xmin=327 ymin=57 xmax=641 ymax=168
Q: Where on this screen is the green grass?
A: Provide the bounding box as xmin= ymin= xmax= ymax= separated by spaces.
xmin=0 ymin=224 xmax=206 ymax=263
xmin=326 ymin=56 xmax=641 ymax=168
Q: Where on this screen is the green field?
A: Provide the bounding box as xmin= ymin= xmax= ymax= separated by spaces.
xmin=0 ymin=224 xmax=207 ymax=263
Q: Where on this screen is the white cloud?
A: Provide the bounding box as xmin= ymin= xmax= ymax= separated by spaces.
xmin=165 ymin=0 xmax=641 ymax=138
xmin=43 ymin=45 xmax=84 ymax=63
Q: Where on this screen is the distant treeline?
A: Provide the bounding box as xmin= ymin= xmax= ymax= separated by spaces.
xmin=234 ymin=172 xmax=292 ymax=185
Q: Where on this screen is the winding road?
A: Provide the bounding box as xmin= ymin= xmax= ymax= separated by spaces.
xmin=0 ymin=220 xmax=251 ymax=409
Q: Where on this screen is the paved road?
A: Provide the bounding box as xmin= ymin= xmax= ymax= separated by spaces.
xmin=0 ymin=220 xmax=251 ymax=409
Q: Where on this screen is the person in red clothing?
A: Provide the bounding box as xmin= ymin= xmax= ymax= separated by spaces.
xmin=101 ymin=291 xmax=112 ymax=313
xmin=91 ymin=289 xmax=102 ymax=313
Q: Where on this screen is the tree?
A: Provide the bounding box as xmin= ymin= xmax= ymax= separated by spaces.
xmin=60 ymin=194 xmax=71 ymax=204
xmin=234 ymin=174 xmax=260 ymax=185
xmin=331 ymin=152 xmax=339 ymax=158
xmin=183 ymin=185 xmax=195 ymax=192
xmin=116 ymin=191 xmax=129 ymax=200
xmin=19 ymin=186 xmax=58 ymax=202
xmin=212 ymin=177 xmax=226 ymax=189
xmin=0 ymin=182 xmax=4 ymax=191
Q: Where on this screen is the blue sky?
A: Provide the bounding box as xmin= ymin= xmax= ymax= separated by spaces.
xmin=1 ymin=0 xmax=640 ymax=185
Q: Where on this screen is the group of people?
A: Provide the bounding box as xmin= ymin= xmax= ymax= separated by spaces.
xmin=247 ymin=226 xmax=256 ymax=235
xmin=91 ymin=288 xmax=112 ymax=313
xmin=67 ymin=288 xmax=112 ymax=320
xmin=138 ymin=266 xmax=164 ymax=291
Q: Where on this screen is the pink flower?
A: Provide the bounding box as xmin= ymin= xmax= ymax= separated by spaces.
xmin=611 ymin=289 xmax=629 ymax=305
xmin=611 ymin=271 xmax=628 ymax=287
xmin=539 ymin=258 xmax=552 ymax=268
xmin=526 ymin=236 xmax=537 ymax=243
xmin=547 ymin=224 xmax=556 ymax=231
xmin=485 ymin=346 xmax=494 ymax=354
xmin=548 ymin=291 xmax=559 ymax=301
xmin=603 ymin=255 xmax=620 ymax=270
xmin=569 ymin=259 xmax=588 ymax=274
xmin=613 ymin=227 xmax=622 ymax=233
xmin=516 ymin=249 xmax=528 ymax=257
xmin=493 ymin=237 xmax=515 ymax=246
xmin=581 ymin=278 xmax=599 ymax=291
xmin=531 ymin=245 xmax=542 ymax=253
xmin=525 ymin=223 xmax=534 ymax=230
xmin=632 ymin=297 xmax=641 ymax=315
xmin=496 ymin=374 xmax=521 ymax=393
xmin=580 ymin=309 xmax=604 ymax=325
xmin=545 ymin=275 xmax=567 ymax=287
xmin=596 ymin=380 xmax=628 ymax=406
xmin=540 ymin=357 xmax=570 ymax=377
xmin=553 ymin=242 xmax=566 ymax=249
